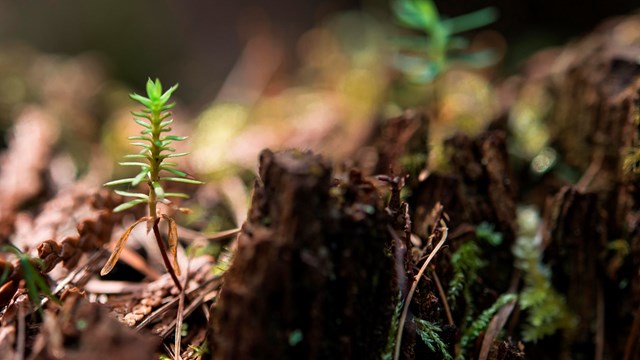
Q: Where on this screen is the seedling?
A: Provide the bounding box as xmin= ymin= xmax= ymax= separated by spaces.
xmin=391 ymin=0 xmax=497 ymax=82
xmin=101 ymin=78 xmax=202 ymax=291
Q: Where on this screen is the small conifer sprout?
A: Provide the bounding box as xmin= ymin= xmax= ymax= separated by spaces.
xmin=101 ymin=78 xmax=202 ymax=290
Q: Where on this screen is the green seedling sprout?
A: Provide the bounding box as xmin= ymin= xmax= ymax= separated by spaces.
xmin=102 ymin=78 xmax=202 ymax=290
xmin=391 ymin=0 xmax=498 ymax=82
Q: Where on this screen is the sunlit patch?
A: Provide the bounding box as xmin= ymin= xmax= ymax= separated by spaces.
xmin=530 ymin=146 xmax=558 ymax=174
xmin=509 ymin=84 xmax=552 ymax=159
xmin=191 ymin=103 xmax=249 ymax=174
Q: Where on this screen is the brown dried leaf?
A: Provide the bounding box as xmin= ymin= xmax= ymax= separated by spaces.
xmin=100 ymin=217 xmax=149 ymax=276
xmin=161 ymin=214 xmax=181 ymax=276
xmin=478 ymin=296 xmax=517 ymax=360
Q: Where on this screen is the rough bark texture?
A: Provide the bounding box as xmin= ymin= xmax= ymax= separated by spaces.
xmin=369 ymin=110 xmax=430 ymax=182
xmin=542 ymin=187 xmax=605 ymax=355
xmin=514 ymin=14 xmax=640 ymax=359
xmin=209 ymin=149 xmax=397 ymax=360
xmin=409 ymin=130 xmax=517 ymax=243
xmin=408 ymin=130 xmax=518 ymax=306
xmin=208 ymin=15 xmax=640 ymax=360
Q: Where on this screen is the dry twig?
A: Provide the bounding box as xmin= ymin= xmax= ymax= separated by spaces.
xmin=393 ymin=219 xmax=449 ymax=360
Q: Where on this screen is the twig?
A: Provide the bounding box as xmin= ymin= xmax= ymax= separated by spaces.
xmin=15 ymin=305 xmax=25 ymax=360
xmin=153 ymin=218 xmax=183 ymax=292
xmin=388 ymin=225 xmax=409 ymax=297
xmin=38 ymin=251 xmax=107 ymax=310
xmin=160 ymin=291 xmax=212 ymax=338
xmin=173 ymin=245 xmax=194 ymax=360
xmin=135 ymin=276 xmax=221 ymax=331
xmin=393 ymin=220 xmax=448 ymax=360
xmin=163 ymin=344 xmax=175 ymax=360
xmin=174 ymin=289 xmax=185 ymax=360
xmin=175 ymin=226 xmax=240 ymax=243
xmin=623 ymin=308 xmax=640 ymax=360
xmin=431 ymin=266 xmax=454 ymax=326
xmin=595 ymin=279 xmax=604 ymax=360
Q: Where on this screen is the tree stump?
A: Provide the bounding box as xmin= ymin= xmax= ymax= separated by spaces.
xmin=208 ymin=149 xmax=397 ymax=360
xmin=512 ymin=14 xmax=640 ymax=359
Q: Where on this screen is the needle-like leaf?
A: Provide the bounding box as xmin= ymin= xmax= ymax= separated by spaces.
xmin=163 ymin=135 xmax=187 ymax=141
xmin=160 ymin=152 xmax=190 ymax=159
xmin=164 ymin=192 xmax=190 ymax=199
xmin=130 ymin=93 xmax=152 ymax=107
xmin=118 ymin=162 xmax=149 ymax=168
xmin=113 ymin=199 xmax=147 ymax=212
xmin=114 ymin=190 xmax=149 ymax=199
xmin=132 ymin=169 xmax=150 ymax=186
xmin=134 ymin=118 xmax=152 ymax=128
xmin=160 ymin=177 xmax=204 ymax=184
xmin=160 ymin=119 xmax=173 ymax=127
xmin=104 ymin=178 xmax=136 ymax=186
xmin=124 ymin=154 xmax=152 ymax=160
xmin=160 ymin=166 xmax=187 ymax=177
xmin=130 ymin=142 xmax=152 ymax=149
xmin=127 ymin=135 xmax=153 ymax=142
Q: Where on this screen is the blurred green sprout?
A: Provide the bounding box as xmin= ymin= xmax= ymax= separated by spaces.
xmin=391 ymin=0 xmax=498 ymax=82
xmin=1 ymin=244 xmax=60 ymax=313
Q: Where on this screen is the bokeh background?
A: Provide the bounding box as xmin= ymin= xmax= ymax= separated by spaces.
xmin=1 ymin=0 xmax=640 ymax=233
xmin=3 ymin=0 xmax=640 ymax=107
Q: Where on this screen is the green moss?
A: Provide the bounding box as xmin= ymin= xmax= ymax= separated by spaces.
xmin=513 ymin=207 xmax=576 ymax=342
xmin=382 ymin=292 xmax=403 ymax=360
xmin=460 ymin=293 xmax=517 ymax=351
xmin=447 ymin=241 xmax=485 ymax=323
xmin=415 ymin=318 xmax=453 ymax=360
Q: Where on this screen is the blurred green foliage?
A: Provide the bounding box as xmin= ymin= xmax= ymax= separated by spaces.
xmin=513 ymin=207 xmax=575 ymax=342
xmin=1 ymin=244 xmax=60 ymax=314
xmin=391 ymin=0 xmax=497 ymax=82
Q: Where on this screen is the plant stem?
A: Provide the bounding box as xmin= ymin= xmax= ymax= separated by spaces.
xmin=394 ymin=220 xmax=448 ymax=360
xmin=152 ymin=218 xmax=183 ymax=291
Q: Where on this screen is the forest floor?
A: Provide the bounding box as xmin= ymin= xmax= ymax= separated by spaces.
xmin=1 ymin=12 xmax=640 ymax=360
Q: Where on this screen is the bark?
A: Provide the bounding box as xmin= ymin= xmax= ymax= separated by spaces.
xmin=209 ymin=149 xmax=397 ymax=360
xmin=511 ymin=14 xmax=640 ymax=359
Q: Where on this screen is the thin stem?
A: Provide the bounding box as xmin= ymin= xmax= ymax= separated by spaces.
xmin=393 ymin=220 xmax=448 ymax=360
xmin=431 ymin=267 xmax=454 ymax=326
xmin=153 ymin=218 xmax=183 ymax=292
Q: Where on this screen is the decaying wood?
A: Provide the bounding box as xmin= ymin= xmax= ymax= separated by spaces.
xmin=543 ymin=187 xmax=604 ymax=347
xmin=366 ymin=110 xmax=430 ymax=181
xmin=443 ymin=131 xmax=517 ymax=240
xmin=513 ymin=15 xmax=640 ymax=359
xmin=209 ymin=149 xmax=397 ymax=359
